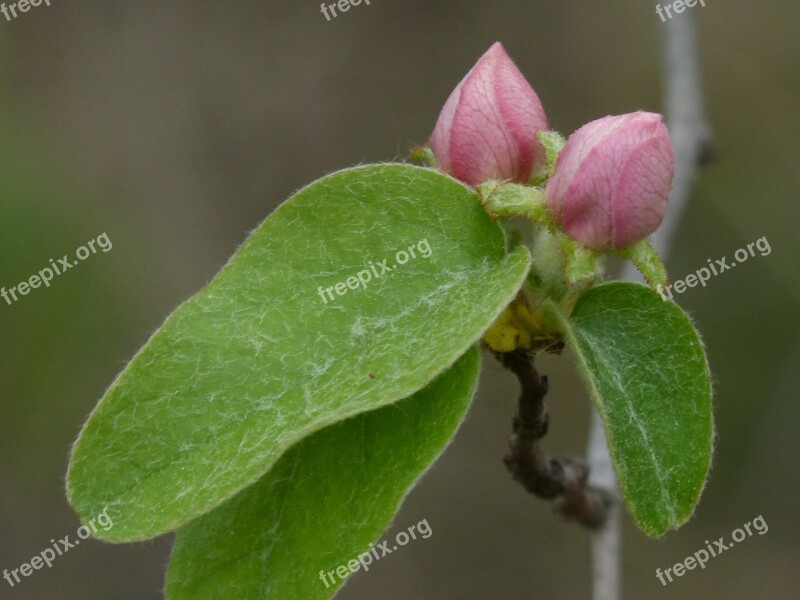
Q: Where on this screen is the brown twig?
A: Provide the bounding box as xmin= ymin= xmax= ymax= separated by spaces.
xmin=496 ymin=349 xmax=611 ymax=528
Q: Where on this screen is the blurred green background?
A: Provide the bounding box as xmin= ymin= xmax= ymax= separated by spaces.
xmin=0 ymin=1 xmax=797 ymax=598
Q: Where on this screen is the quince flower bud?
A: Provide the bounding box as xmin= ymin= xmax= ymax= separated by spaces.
xmin=545 ymin=112 xmax=675 ymax=250
xmin=429 ymin=42 xmax=548 ymax=186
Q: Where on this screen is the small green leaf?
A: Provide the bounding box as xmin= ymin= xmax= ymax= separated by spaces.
xmin=555 ymin=282 xmax=713 ymax=537
xmin=554 ymin=231 xmax=603 ymax=286
xmin=166 ymin=346 xmax=480 ymax=600
xmin=616 ymin=239 xmax=668 ymax=290
xmin=67 ymin=164 xmax=530 ymax=542
xmin=530 ymin=130 xmax=566 ymax=185
xmin=478 ymin=181 xmax=550 ymax=225
xmin=409 ymin=145 xmax=437 ymax=168
xmin=528 ymin=229 xmax=603 ymax=306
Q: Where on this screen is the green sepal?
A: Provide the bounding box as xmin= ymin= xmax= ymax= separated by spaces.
xmin=478 ymin=181 xmax=551 ymax=225
xmin=616 ymin=239 xmax=669 ymax=290
xmin=529 ymin=130 xmax=567 ymax=185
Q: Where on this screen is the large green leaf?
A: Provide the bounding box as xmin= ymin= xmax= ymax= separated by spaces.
xmin=559 ymin=282 xmax=713 ymax=537
xmin=67 ymin=164 xmax=530 ymax=541
xmin=166 ymin=346 xmax=480 ymax=600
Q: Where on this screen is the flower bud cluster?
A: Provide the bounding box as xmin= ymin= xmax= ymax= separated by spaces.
xmin=429 ymin=43 xmax=675 ymax=250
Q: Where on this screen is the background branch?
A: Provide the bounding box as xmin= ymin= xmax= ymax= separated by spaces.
xmin=586 ymin=10 xmax=712 ymax=600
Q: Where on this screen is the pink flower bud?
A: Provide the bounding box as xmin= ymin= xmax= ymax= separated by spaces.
xmin=429 ymin=42 xmax=548 ymax=186
xmin=545 ymin=112 xmax=675 ymax=250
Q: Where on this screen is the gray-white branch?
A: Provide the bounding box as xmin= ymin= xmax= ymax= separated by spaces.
xmin=586 ymin=10 xmax=712 ymax=600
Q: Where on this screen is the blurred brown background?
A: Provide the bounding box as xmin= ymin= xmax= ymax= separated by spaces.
xmin=0 ymin=1 xmax=798 ymax=598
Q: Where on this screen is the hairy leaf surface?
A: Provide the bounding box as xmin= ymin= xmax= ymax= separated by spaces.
xmin=562 ymin=282 xmax=713 ymax=537
xmin=67 ymin=164 xmax=530 ymax=541
xmin=166 ymin=347 xmax=480 ymax=600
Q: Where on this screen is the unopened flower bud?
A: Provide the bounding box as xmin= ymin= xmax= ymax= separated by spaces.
xmin=429 ymin=42 xmax=548 ymax=186
xmin=545 ymin=112 xmax=675 ymax=250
